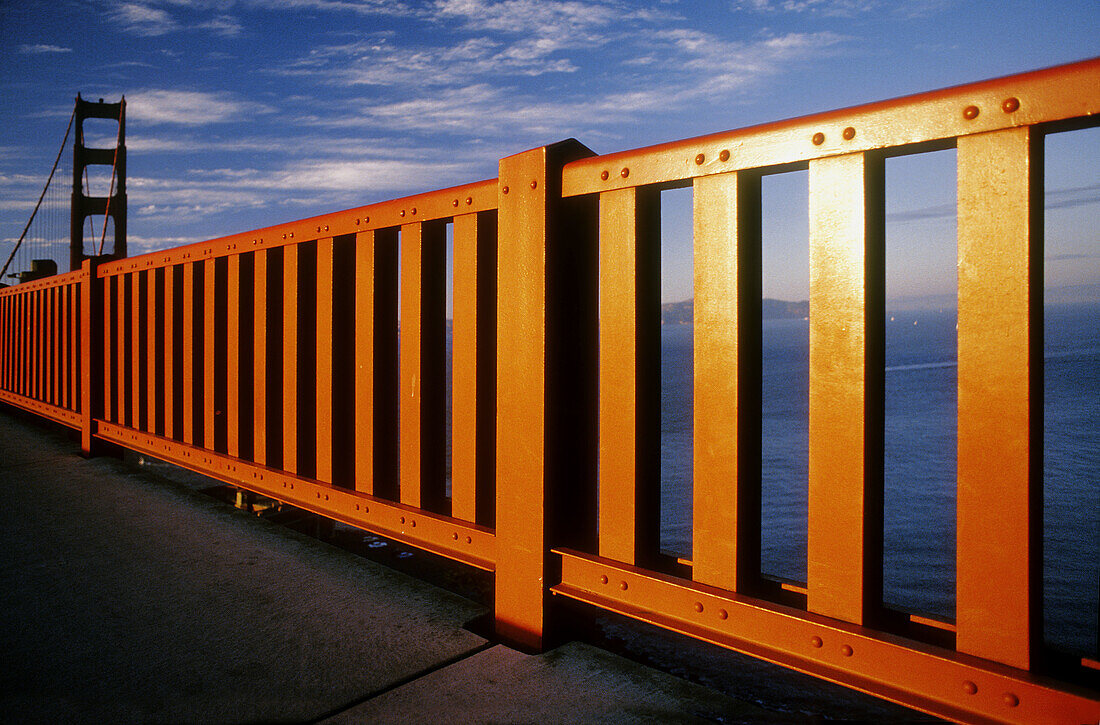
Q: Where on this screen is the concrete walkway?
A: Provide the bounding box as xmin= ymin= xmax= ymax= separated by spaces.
xmin=0 ymin=408 xmax=927 ymax=723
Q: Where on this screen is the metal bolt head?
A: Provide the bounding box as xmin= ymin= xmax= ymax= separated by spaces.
xmin=619 ymin=580 xmax=628 ymax=591
xmin=719 ymin=150 xmax=730 ymax=162
xmin=465 ymin=197 xmax=472 ymax=205
xmin=810 ymin=636 xmax=823 ymax=648
xmin=840 ymin=644 xmax=854 ymax=657
xmin=693 ymin=601 xmax=703 ymax=612
xmin=600 ymin=170 xmax=610 ymax=181
xmin=1002 ymin=97 xmax=1020 ymax=113
xmin=399 ymin=210 xmax=406 ymax=217
xmin=695 ymin=153 xmax=705 ymax=165
xmin=599 ymin=575 xmax=608 ymax=584
xmin=963 ymin=681 xmax=977 ymax=695
xmin=812 ymin=132 xmax=825 ymax=146
xmin=963 ymin=105 xmax=980 ymax=120
xmin=843 ymin=126 xmax=856 ymax=140
xmin=502 ymin=186 xmax=509 ymax=194
xmin=1003 ymin=693 xmax=1019 ymax=708
xmin=717 ymin=609 xmax=728 ymax=620
xmin=530 ymin=180 xmax=538 ymax=189
xmin=620 ymin=167 xmax=630 ymax=178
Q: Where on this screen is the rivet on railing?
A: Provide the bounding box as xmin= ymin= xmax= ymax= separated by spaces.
xmin=452 ymin=532 xmax=459 ymax=540
xmin=1002 ymin=97 xmax=1020 ymax=113
xmin=1003 ymin=693 xmax=1019 ymax=708
xmin=717 ymin=609 xmax=728 ymax=620
xmin=719 ymin=150 xmax=730 ymax=162
xmin=355 ymin=218 xmax=361 ymax=225
xmin=600 ymin=170 xmax=610 ymax=181
xmin=465 ymin=535 xmax=472 ymax=544
xmin=812 ymin=132 xmax=825 ymax=146
xmin=452 ymin=199 xmax=459 ymax=207
xmin=400 ymin=516 xmax=406 ymax=524
xmin=365 ymin=216 xmax=370 ymax=223
xmin=963 ymin=681 xmax=977 ymax=695
xmin=620 ymin=168 xmax=630 ymax=178
xmin=695 ymin=153 xmax=705 ymax=165
xmin=810 ymin=636 xmax=823 ymax=648
xmin=600 ymin=575 xmax=609 ymax=584
xmin=843 ymin=126 xmax=856 ymax=140
xmin=400 ymin=210 xmax=406 ymax=217
xmin=619 ymin=580 xmax=628 ymax=591
xmin=410 ymin=208 xmax=416 ymax=216
xmin=841 ymin=645 xmax=854 ymax=657
xmin=693 ymin=601 xmax=703 ymax=612
xmin=465 ymin=197 xmax=472 ymax=205
xmin=963 ymin=105 xmax=980 ymax=120
xmin=502 ymin=186 xmax=510 ymax=194
xmin=530 ymin=180 xmax=538 ymax=189
xmin=324 ymin=225 xmax=329 ymax=231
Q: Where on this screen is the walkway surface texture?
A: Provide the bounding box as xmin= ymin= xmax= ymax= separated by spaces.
xmin=0 ymin=408 xmax=930 ymax=724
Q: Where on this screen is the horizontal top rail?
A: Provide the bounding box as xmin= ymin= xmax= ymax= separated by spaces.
xmin=97 ymin=177 xmax=498 ymax=277
xmin=562 ymin=57 xmax=1100 ymax=195
xmin=0 ymin=268 xmax=83 ymax=297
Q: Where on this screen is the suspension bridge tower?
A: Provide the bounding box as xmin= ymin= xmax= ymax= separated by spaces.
xmin=71 ymin=95 xmax=126 ymax=271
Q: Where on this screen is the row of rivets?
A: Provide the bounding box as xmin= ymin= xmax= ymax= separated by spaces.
xmin=451 ymin=196 xmax=475 ymax=207
xmin=964 ymin=97 xmax=1020 ymax=121
xmin=450 ymin=532 xmax=475 ymax=544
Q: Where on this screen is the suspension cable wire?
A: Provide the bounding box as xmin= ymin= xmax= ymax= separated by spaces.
xmin=97 ymin=99 xmax=124 ymax=256
xmin=0 ymin=105 xmax=77 ymax=282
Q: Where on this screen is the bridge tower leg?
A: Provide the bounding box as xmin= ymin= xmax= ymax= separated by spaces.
xmin=70 ymin=95 xmax=126 ymax=272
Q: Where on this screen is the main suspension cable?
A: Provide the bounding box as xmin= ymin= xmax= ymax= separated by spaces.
xmin=0 ymin=105 xmax=76 ymax=281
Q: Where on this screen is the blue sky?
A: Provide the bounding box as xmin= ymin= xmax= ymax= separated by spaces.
xmin=1 ymin=0 xmax=1097 ymax=302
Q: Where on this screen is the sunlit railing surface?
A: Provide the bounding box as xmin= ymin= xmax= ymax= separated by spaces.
xmin=2 ymin=58 xmax=1098 ymax=724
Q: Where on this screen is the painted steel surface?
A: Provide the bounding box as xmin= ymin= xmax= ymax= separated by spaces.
xmin=1 ymin=59 xmax=1098 ymax=723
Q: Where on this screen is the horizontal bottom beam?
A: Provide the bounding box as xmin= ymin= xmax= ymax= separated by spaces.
xmin=0 ymin=390 xmax=81 ymax=429
xmin=551 ymin=549 xmax=1099 ymax=725
xmin=94 ymin=420 xmax=496 ymax=572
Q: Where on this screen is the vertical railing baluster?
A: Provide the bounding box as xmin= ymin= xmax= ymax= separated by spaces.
xmin=146 ymin=269 xmax=157 ymax=434
xmin=164 ymin=265 xmax=176 ymax=441
xmin=60 ymin=285 xmax=69 ymax=410
xmin=283 ymin=243 xmax=299 ymax=474
xmin=597 ymin=186 xmax=661 ymax=566
xmin=806 ymin=151 xmax=885 ymax=626
xmin=354 ymin=229 xmax=399 ymax=497
xmin=692 ymin=170 xmax=762 ymax=592
xmin=181 ymin=264 xmax=195 ymax=444
xmin=956 ymin=126 xmax=1043 ymax=671
xmin=102 ymin=276 xmax=113 ymax=423
xmin=204 ymin=258 xmax=216 ymax=449
xmin=131 ymin=272 xmax=141 ymax=429
xmin=80 ymin=259 xmax=98 ymax=455
xmin=316 ymin=237 xmax=334 ymax=483
xmin=227 ymin=254 xmax=240 ymax=458
xmin=399 ymin=220 xmax=447 ymax=511
xmin=117 ymin=273 xmax=127 ymax=427
xmin=452 ymin=211 xmax=496 ymax=525
xmin=252 ymin=250 xmax=267 ymax=466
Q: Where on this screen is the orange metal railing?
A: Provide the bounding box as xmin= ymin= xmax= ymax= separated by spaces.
xmin=1 ymin=58 xmax=1099 ymax=724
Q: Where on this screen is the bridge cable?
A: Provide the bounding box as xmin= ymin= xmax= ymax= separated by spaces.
xmin=96 ymin=99 xmax=124 ymax=256
xmin=0 ymin=105 xmax=76 ymax=282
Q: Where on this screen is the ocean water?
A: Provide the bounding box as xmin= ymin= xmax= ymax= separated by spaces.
xmin=659 ymin=301 xmax=1099 ymax=656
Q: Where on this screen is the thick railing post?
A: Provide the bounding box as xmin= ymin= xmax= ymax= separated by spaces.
xmin=956 ymin=126 xmax=1043 ymax=670
xmin=495 ymin=139 xmax=596 ymax=650
xmin=80 ymin=258 xmax=102 ymax=456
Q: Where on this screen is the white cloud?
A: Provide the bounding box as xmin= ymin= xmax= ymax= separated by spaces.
xmin=125 ymin=89 xmax=272 ymax=125
xmin=108 ymin=2 xmax=179 ymax=35
xmin=18 ymin=44 xmax=73 ymax=54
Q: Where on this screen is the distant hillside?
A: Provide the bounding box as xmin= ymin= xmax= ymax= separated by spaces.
xmin=661 ymin=298 xmax=809 ymax=325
